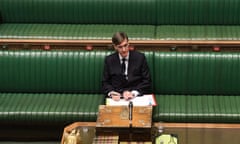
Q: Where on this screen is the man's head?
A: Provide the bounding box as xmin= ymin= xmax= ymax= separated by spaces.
xmin=112 ymin=32 xmax=129 ymax=58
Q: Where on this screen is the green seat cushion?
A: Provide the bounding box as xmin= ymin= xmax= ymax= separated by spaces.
xmin=0 ymin=93 xmax=104 ymax=124
xmin=156 ymin=25 xmax=240 ymax=40
xmin=0 ymin=24 xmax=155 ymax=40
xmin=153 ymin=95 xmax=240 ymax=123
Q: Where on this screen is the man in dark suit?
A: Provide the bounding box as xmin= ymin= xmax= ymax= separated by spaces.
xmin=102 ymin=32 xmax=151 ymax=101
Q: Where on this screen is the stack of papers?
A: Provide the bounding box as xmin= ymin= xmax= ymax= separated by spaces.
xmin=106 ymin=94 xmax=157 ymax=106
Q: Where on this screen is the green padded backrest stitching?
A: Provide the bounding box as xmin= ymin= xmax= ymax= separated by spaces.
xmin=0 ymin=50 xmax=110 ymax=93
xmin=154 ymin=52 xmax=240 ymax=95
xmin=156 ymin=0 xmax=240 ymax=25
xmin=0 ymin=50 xmax=154 ymax=94
xmin=1 ymin=0 xmax=240 ymax=25
xmin=141 ymin=51 xmax=154 ymax=92
xmin=0 ymin=0 xmax=156 ymax=25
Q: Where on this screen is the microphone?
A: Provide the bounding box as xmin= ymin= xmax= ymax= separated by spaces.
xmin=128 ymin=101 xmax=133 ymax=127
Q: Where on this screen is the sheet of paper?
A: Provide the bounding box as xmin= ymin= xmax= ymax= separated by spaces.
xmin=106 ymin=94 xmax=157 ymax=106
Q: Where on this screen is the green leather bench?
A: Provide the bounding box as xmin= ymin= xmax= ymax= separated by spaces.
xmin=0 ymin=50 xmax=240 ymax=140
xmin=1 ymin=0 xmax=240 ymax=41
xmin=0 ymin=51 xmax=109 ymax=124
xmin=153 ymin=52 xmax=240 ymax=123
xmin=0 ymin=51 xmax=240 ymax=124
xmin=0 ymin=50 xmax=110 ymax=140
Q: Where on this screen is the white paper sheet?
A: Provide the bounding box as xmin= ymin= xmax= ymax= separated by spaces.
xmin=106 ymin=94 xmax=157 ymax=106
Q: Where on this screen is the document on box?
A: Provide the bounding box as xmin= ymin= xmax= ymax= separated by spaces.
xmin=106 ymin=94 xmax=157 ymax=106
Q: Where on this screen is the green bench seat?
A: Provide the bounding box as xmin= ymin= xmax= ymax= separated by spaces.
xmin=0 ymin=93 xmax=103 ymax=125
xmin=1 ymin=50 xmax=240 ymax=140
xmin=154 ymin=95 xmax=240 ymax=123
xmin=1 ymin=0 xmax=240 ymax=41
xmin=0 ymin=24 xmax=155 ymax=40
xmin=156 ymin=26 xmax=240 ymax=40
xmin=0 ymin=50 xmax=154 ymax=124
xmin=1 ymin=50 xmax=240 ymax=124
xmin=152 ymin=52 xmax=240 ymax=123
xmin=1 ymin=24 xmax=240 ymax=41
xmin=0 ymin=50 xmax=111 ymax=140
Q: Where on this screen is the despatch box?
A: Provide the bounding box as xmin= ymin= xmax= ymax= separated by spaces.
xmin=96 ymin=105 xmax=152 ymax=128
xmin=96 ymin=105 xmax=153 ymax=142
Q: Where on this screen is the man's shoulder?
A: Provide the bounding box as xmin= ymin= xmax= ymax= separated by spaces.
xmin=106 ymin=52 xmax=118 ymax=60
xmin=130 ymin=50 xmax=145 ymax=58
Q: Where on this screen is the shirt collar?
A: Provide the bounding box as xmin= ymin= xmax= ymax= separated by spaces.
xmin=118 ymin=53 xmax=129 ymax=61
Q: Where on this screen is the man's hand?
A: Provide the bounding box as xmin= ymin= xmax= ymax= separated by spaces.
xmin=109 ymin=91 xmax=121 ymax=101
xmin=123 ymin=91 xmax=134 ymax=100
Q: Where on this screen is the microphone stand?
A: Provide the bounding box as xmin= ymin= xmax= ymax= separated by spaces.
xmin=128 ymin=101 xmax=133 ymax=141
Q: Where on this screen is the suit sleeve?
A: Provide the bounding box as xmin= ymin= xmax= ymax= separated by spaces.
xmin=102 ymin=57 xmax=114 ymax=95
xmin=134 ymin=55 xmax=151 ymax=95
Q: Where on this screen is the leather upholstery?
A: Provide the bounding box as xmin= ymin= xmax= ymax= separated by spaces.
xmin=154 ymin=52 xmax=240 ymax=95
xmin=153 ymin=95 xmax=240 ymax=123
xmin=0 ymin=0 xmax=156 ymax=24
xmin=0 ymin=50 xmax=239 ymax=123
xmin=0 ymin=50 xmax=154 ymax=123
xmin=0 ymin=50 xmax=109 ymax=93
xmin=152 ymin=52 xmax=240 ymax=122
xmin=1 ymin=0 xmax=239 ymax=25
xmin=1 ymin=0 xmax=240 ymax=40
xmin=0 ymin=24 xmax=155 ymax=40
xmin=156 ymin=0 xmax=240 ymax=25
xmin=0 ymin=93 xmax=103 ymax=124
xmin=156 ymin=25 xmax=240 ymax=40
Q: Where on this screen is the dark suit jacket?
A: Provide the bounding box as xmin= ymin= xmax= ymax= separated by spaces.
xmin=102 ymin=50 xmax=151 ymax=96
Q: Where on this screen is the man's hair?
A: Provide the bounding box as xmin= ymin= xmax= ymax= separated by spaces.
xmin=112 ymin=32 xmax=129 ymax=45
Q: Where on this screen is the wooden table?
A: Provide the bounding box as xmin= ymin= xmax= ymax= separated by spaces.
xmin=61 ymin=122 xmax=240 ymax=144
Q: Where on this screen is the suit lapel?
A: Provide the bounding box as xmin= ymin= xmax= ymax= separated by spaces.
xmin=127 ymin=51 xmax=134 ymax=80
xmin=113 ymin=52 xmax=122 ymax=73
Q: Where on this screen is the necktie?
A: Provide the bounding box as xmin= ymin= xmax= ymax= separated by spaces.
xmin=121 ymin=58 xmax=126 ymax=75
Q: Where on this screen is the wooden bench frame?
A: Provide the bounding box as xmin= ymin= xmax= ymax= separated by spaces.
xmin=2 ymin=39 xmax=240 ymax=52
xmin=2 ymin=39 xmax=240 ymax=46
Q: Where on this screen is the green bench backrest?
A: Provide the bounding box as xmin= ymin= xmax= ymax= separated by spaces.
xmin=0 ymin=51 xmax=108 ymax=93
xmin=0 ymin=50 xmax=154 ymax=94
xmin=1 ymin=0 xmax=240 ymax=25
xmin=1 ymin=50 xmax=239 ymax=95
xmin=0 ymin=0 xmax=156 ymax=24
xmin=154 ymin=52 xmax=240 ymax=95
xmin=156 ymin=0 xmax=240 ymax=25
